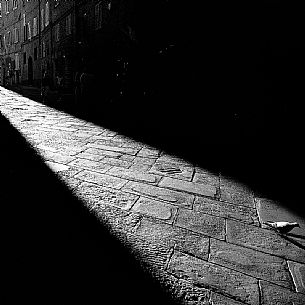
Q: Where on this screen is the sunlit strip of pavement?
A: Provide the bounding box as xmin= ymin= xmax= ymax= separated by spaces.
xmin=1 ymin=86 xmax=305 ymax=305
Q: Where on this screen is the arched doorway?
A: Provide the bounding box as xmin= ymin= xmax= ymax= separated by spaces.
xmin=28 ymin=56 xmax=33 ymax=84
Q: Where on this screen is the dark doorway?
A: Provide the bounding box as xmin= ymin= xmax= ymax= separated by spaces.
xmin=2 ymin=68 xmax=5 ymax=86
xmin=28 ymin=56 xmax=33 ymax=84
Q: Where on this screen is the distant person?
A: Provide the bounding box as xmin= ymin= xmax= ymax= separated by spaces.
xmin=41 ymin=70 xmax=50 ymax=103
xmin=79 ymin=69 xmax=95 ymax=104
xmin=74 ymin=70 xmax=82 ymax=107
xmin=56 ymin=73 xmax=64 ymax=103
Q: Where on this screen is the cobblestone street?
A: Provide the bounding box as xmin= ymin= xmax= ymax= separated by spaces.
xmin=1 ymin=87 xmax=305 ymax=305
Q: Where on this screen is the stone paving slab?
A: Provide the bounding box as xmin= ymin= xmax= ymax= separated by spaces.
xmin=1 ymin=88 xmax=305 ymax=304
xmin=210 ymin=292 xmax=248 ymax=305
xmin=134 ymin=218 xmax=209 ymax=260
xmin=40 ymin=150 xmax=76 ymax=164
xmin=132 ymin=197 xmax=178 ymax=224
xmin=137 ymin=147 xmax=161 ymax=158
xmin=75 ymin=151 xmax=105 ymax=162
xmin=259 ymin=280 xmax=305 ymax=305
xmin=220 ymin=186 xmax=255 ymax=208
xmin=125 ymin=234 xmax=173 ymax=271
xmin=194 ymin=196 xmax=259 ymax=225
xmin=45 ymin=161 xmax=70 ymax=173
xmin=86 ymin=143 xmax=139 ymax=155
xmin=256 ymin=197 xmax=305 ymax=237
xmin=159 ymin=177 xmax=216 ymax=198
xmin=107 ymin=166 xmax=162 ymax=184
xmin=192 ymin=171 xmax=219 ymax=188
xmin=55 ymin=166 xmax=83 ymax=180
xmin=287 ymin=261 xmax=305 ymax=294
xmin=74 ymin=170 xmax=128 ymax=189
xmin=122 ymin=181 xmax=194 ymax=208
xmin=209 ymin=238 xmax=293 ymax=289
xmin=175 ymin=208 xmax=226 ymax=240
xmin=167 ymin=250 xmax=260 ymax=305
xmin=227 ymin=219 xmax=305 ymax=263
xmin=157 ymin=273 xmax=211 ymax=305
xmin=101 ymin=156 xmax=132 ymax=168
xmin=84 ymin=147 xmax=123 ymax=158
xmin=67 ymin=158 xmax=112 ymax=173
xmin=75 ymin=181 xmax=139 ymax=210
xmin=149 ymin=160 xmax=194 ymax=181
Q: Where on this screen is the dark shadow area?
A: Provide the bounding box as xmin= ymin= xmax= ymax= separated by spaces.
xmin=0 ymin=113 xmax=179 ymax=304
xmin=4 ymin=1 xmax=305 ymax=216
xmin=281 ymin=235 xmax=305 ymax=251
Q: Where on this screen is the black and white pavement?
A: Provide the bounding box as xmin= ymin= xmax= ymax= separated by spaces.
xmin=1 ymin=86 xmax=305 ymax=305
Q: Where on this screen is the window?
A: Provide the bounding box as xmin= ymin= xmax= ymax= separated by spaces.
xmin=28 ymin=21 xmax=31 ymax=40
xmin=42 ymin=41 xmax=46 ymax=58
xmin=13 ymin=28 xmax=19 ymax=43
xmin=5 ymin=0 xmax=9 ymax=14
xmin=45 ymin=2 xmax=49 ymax=26
xmin=41 ymin=8 xmax=44 ymax=31
xmin=7 ymin=31 xmax=11 ymax=45
xmin=0 ymin=3 xmax=2 ymax=18
xmin=95 ymin=1 xmax=103 ymax=29
xmin=66 ymin=14 xmax=71 ymax=35
xmin=33 ymin=17 xmax=38 ymax=36
xmin=23 ymin=14 xmax=28 ymax=41
xmin=55 ymin=23 xmax=60 ymax=41
xmin=13 ymin=0 xmax=18 ymax=10
xmin=23 ymin=52 xmax=26 ymax=65
xmin=34 ymin=47 xmax=37 ymax=60
xmin=15 ymin=53 xmax=20 ymax=70
xmin=3 ymin=34 xmax=6 ymax=49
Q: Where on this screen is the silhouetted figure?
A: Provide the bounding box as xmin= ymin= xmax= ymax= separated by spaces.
xmin=41 ymin=70 xmax=50 ymax=103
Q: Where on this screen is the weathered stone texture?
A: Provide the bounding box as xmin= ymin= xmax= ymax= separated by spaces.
xmin=75 ymin=182 xmax=138 ymax=210
xmin=194 ymin=196 xmax=258 ymax=225
xmin=101 ymin=157 xmax=132 ymax=168
xmin=220 ymin=186 xmax=255 ymax=208
xmin=132 ymin=197 xmax=178 ymax=223
xmin=168 ymin=251 xmax=260 ymax=305
xmin=227 ymin=220 xmax=305 ymax=263
xmin=288 ymin=261 xmax=305 ymax=294
xmin=193 ymin=171 xmax=219 ymax=188
xmin=209 ymin=239 xmax=293 ymax=289
xmin=259 ymin=281 xmax=305 ymax=305
xmin=41 ymin=151 xmax=76 ymax=164
xmin=122 ymin=181 xmax=194 ymax=208
xmin=108 ymin=166 xmax=162 ymax=184
xmin=84 ymin=147 xmax=123 ymax=158
xmin=74 ymin=170 xmax=128 ymax=189
xmin=87 ymin=143 xmax=139 ymax=155
xmin=67 ymin=158 xmax=112 ymax=173
xmin=149 ymin=160 xmax=194 ymax=181
xmin=74 ymin=151 xmax=105 ymax=162
xmin=210 ymin=292 xmax=247 ymax=305
xmin=135 ymin=218 xmax=209 ymax=260
xmin=175 ymin=209 xmax=226 ymax=240
xmin=159 ymin=177 xmax=216 ymax=198
xmin=137 ymin=147 xmax=160 ymax=158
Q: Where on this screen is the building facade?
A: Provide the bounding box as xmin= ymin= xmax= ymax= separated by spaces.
xmin=1 ymin=0 xmax=172 ymax=101
xmin=0 ymin=0 xmax=125 ymax=90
